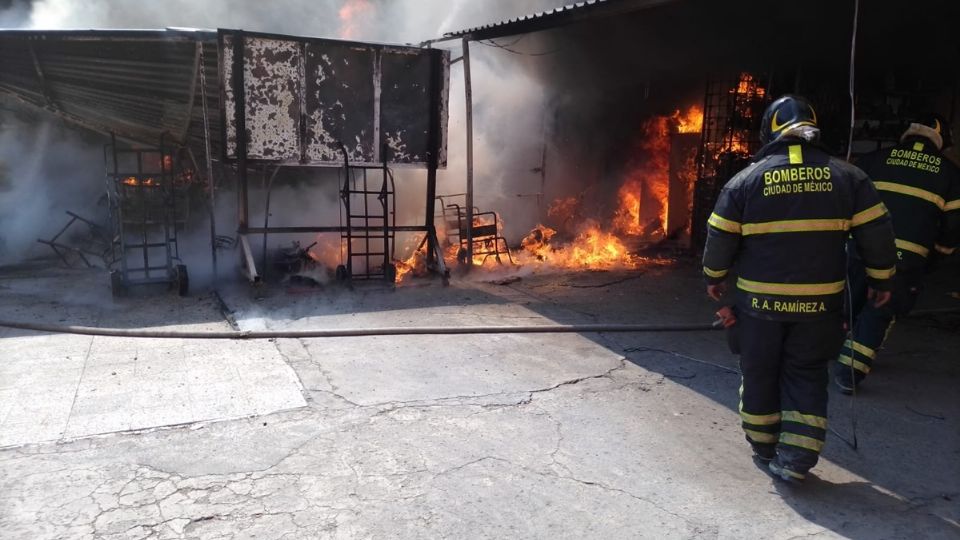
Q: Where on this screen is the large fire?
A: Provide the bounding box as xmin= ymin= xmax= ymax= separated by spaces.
xmin=719 ymin=73 xmax=767 ymax=155
xmin=518 ymin=222 xmax=638 ymax=270
xmin=391 ymin=104 xmax=706 ymax=280
xmin=391 ymin=75 xmax=767 ymax=283
xmin=612 ymin=105 xmax=702 ymax=238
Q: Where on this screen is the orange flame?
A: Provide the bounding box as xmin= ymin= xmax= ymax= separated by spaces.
xmin=338 ymin=0 xmax=374 ymax=40
xmin=710 ymin=73 xmax=768 ymax=157
xmin=734 ymin=73 xmax=766 ymax=99
xmin=394 ymin=236 xmax=428 ymax=282
xmin=674 ymin=105 xmax=704 ymax=134
xmin=612 ymin=105 xmax=703 ymax=238
xmin=122 ymin=177 xmax=157 ymax=187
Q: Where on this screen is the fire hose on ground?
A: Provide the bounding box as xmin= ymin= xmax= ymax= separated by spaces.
xmin=1 ymin=306 xmax=956 ymax=453
xmin=0 ymin=320 xmax=722 ymax=339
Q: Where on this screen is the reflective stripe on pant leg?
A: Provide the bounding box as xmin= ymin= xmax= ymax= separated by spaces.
xmin=780 ymin=411 xmax=828 ymax=453
xmin=841 ymin=298 xmax=896 ymax=378
xmin=740 ymin=384 xmax=781 ymax=443
xmin=778 ymin=316 xmax=841 ymax=471
xmin=737 ymin=316 xmax=784 ymax=448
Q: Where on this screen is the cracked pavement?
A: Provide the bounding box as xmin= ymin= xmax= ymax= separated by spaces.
xmin=1 ymin=263 xmax=958 ymax=539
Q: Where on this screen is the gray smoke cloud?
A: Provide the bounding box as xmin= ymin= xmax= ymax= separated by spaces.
xmin=0 ymin=110 xmax=107 ymax=265
xmin=0 ymin=0 xmax=30 ymax=27
xmin=0 ymin=0 xmax=570 ymax=281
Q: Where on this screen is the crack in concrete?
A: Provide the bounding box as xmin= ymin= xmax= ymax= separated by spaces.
xmin=366 ymin=357 xmax=630 ymax=415
xmin=270 ymin=338 xmax=314 ymax=405
xmin=783 ymin=530 xmax=831 ymax=540
xmin=429 ymin=454 xmax=702 ymax=529
xmin=60 ymin=334 xmax=96 ymax=438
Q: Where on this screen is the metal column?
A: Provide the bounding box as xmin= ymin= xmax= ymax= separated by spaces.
xmin=462 ymin=37 xmax=475 ymax=268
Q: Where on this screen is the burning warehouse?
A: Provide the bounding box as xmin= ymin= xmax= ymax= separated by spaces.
xmin=1 ymin=0 xmax=958 ymax=290
xmin=432 ymin=0 xmax=960 ymax=275
xmin=0 ymin=26 xmax=451 ymax=293
xmin=0 ymin=1 xmax=959 ymax=536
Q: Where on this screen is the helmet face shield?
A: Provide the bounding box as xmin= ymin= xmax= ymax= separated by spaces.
xmin=760 ymin=95 xmax=819 ymax=145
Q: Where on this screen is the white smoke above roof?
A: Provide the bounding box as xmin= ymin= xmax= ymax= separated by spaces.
xmin=20 ymin=0 xmax=570 ymax=43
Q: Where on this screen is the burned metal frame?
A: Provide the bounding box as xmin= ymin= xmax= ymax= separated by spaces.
xmin=36 ymin=211 xmax=112 ymax=268
xmin=218 ymin=29 xmax=449 ymax=283
xmin=105 ymin=133 xmax=189 ymax=296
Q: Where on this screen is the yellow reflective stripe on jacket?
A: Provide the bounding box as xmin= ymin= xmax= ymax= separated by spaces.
xmin=703 ymin=266 xmax=728 ymax=278
xmin=708 ymin=212 xmax=741 ymax=234
xmin=788 ymin=145 xmax=803 ymax=164
xmin=851 ymin=203 xmax=888 ymax=227
xmin=741 ymin=219 xmax=850 ymax=236
xmin=935 ymin=244 xmax=956 ymax=255
xmin=944 ymin=199 xmax=960 ymax=212
xmin=839 ymin=354 xmax=871 ymax=374
xmin=865 ymin=266 xmax=896 ymax=280
xmin=874 ymin=181 xmax=945 ymax=209
xmin=780 ymin=432 xmax=824 ymax=453
xmin=737 ymin=277 xmax=845 ymax=296
xmin=781 ymin=411 xmax=827 ymax=429
xmin=845 ymin=339 xmax=876 ymax=360
xmin=896 ymin=238 xmax=930 ymax=257
xmin=740 ymin=410 xmax=781 ymax=425
xmin=744 ymin=429 xmax=779 ymax=444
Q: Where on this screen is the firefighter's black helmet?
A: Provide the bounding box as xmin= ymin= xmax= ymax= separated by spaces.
xmin=907 ymin=113 xmax=952 ymax=150
xmin=759 ymin=95 xmax=819 ymax=145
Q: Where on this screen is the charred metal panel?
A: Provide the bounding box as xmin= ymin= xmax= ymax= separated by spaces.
xmin=304 ymin=42 xmax=376 ymax=164
xmin=221 ymin=30 xmax=448 ymax=168
xmin=379 ymin=48 xmax=431 ymax=164
xmin=222 ymin=35 xmax=301 ymax=161
xmin=437 ymin=56 xmax=450 ymax=167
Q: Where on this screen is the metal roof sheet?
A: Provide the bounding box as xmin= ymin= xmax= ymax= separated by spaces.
xmin=0 ymin=28 xmax=218 ymax=146
xmin=443 ymin=0 xmax=677 ymax=41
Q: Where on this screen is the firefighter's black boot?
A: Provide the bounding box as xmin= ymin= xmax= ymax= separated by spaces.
xmin=750 ymin=441 xmax=777 ymax=462
xmin=834 ymin=370 xmax=855 ymax=395
xmin=768 ymin=458 xmax=806 ymax=484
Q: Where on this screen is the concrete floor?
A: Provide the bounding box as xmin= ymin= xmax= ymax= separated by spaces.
xmin=0 ymin=259 xmax=957 ymax=539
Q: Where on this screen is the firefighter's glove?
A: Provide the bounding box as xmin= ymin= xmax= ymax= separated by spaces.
xmin=707 ymin=282 xmax=727 ymax=301
xmin=715 ymin=305 xmax=737 ymax=329
xmin=868 ymin=287 xmax=892 ymax=308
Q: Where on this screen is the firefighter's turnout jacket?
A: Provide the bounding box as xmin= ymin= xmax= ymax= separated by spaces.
xmin=854 ymin=136 xmax=960 ymax=269
xmin=702 ymin=139 xmax=898 ymax=320
xmin=835 ymin=137 xmax=960 ymax=382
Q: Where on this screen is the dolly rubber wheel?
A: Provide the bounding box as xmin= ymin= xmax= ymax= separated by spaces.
xmin=456 ymin=247 xmax=469 ymax=267
xmin=384 ymin=263 xmax=397 ymax=283
xmin=110 ymin=270 xmax=126 ymax=299
xmin=335 ymin=264 xmax=348 ymax=281
xmin=174 ymin=264 xmax=189 ymax=296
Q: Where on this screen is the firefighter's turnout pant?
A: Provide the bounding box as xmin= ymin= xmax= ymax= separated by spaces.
xmin=837 ymin=259 xmax=922 ymax=383
xmin=738 ymin=313 xmax=845 ymax=472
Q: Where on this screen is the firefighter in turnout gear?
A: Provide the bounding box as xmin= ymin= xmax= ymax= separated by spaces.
xmin=702 ymin=95 xmax=898 ymax=483
xmin=834 ymin=114 xmax=960 ymax=393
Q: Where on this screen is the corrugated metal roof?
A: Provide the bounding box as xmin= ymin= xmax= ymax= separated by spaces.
xmin=0 ymin=28 xmax=217 ymax=146
xmin=443 ymin=0 xmax=678 ymax=41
